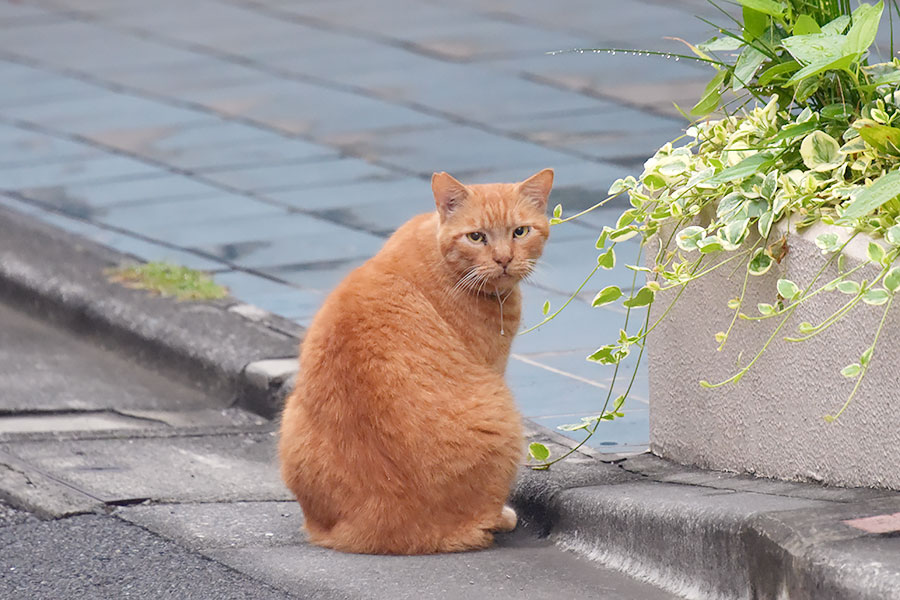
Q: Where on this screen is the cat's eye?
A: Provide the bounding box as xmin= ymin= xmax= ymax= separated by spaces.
xmin=513 ymin=226 xmax=530 ymax=238
xmin=466 ymin=232 xmax=486 ymax=243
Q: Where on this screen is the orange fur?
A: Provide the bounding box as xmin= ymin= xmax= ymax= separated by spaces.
xmin=278 ymin=169 xmax=554 ymax=554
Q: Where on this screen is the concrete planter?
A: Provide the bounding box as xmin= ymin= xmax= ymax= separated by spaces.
xmin=648 ymin=221 xmax=900 ymax=490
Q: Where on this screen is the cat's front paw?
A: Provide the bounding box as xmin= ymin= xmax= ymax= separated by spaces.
xmin=494 ymin=505 xmax=517 ymax=532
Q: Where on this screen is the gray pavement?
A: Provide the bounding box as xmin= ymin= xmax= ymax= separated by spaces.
xmin=0 ymin=291 xmax=680 ymax=599
xmin=1 ymin=200 xmax=899 ymax=599
xmin=0 ymin=0 xmax=724 ymax=452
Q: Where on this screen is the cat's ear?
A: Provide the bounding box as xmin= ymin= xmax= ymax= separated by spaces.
xmin=432 ymin=172 xmax=470 ymax=221
xmin=518 ymin=168 xmax=554 ymax=211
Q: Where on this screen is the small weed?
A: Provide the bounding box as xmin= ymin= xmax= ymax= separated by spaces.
xmin=106 ymin=262 xmax=228 ymax=301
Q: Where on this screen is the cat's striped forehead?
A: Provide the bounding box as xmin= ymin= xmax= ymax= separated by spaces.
xmin=453 ymin=183 xmax=544 ymax=227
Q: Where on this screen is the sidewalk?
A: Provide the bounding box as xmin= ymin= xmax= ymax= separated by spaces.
xmin=0 ymin=204 xmax=681 ymax=600
xmin=2 ymin=206 xmax=898 ymax=599
xmin=0 ymin=0 xmax=720 ymax=452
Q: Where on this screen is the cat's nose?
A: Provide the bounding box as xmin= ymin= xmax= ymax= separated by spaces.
xmin=494 ymin=256 xmax=512 ymax=268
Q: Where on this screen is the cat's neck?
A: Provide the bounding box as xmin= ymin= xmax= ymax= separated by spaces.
xmin=376 ymin=213 xmax=521 ymax=369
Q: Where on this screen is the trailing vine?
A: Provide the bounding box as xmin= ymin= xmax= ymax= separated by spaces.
xmin=528 ymin=0 xmax=900 ymax=467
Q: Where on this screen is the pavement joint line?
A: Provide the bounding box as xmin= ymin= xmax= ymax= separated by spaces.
xmin=0 ymin=180 xmax=352 ymax=308
xmin=0 ymin=95 xmax=421 ymax=241
xmin=0 ymin=196 xmax=331 ymax=329
xmin=0 ymin=448 xmax=107 ymax=506
xmin=225 ymin=0 xmax=697 ymax=126
xmin=511 ymin=353 xmax=612 ymax=391
xmin=22 ymin=0 xmax=644 ymax=168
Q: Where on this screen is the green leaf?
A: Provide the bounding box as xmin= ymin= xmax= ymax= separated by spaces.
xmin=733 ymin=45 xmax=768 ymax=90
xmin=886 ymin=225 xmax=900 ymax=246
xmin=675 ymin=225 xmax=705 ymax=251
xmin=800 ymin=131 xmax=843 ymax=171
xmin=748 ymin=248 xmax=774 ymax=275
xmin=860 ymin=346 xmax=874 ymax=366
xmin=837 ymin=280 xmax=861 ymax=294
xmin=706 ymin=153 xmax=774 ymax=184
xmin=854 ymin=120 xmax=900 ymax=154
xmin=623 ymin=286 xmax=656 ymax=308
xmin=743 ymin=6 xmax=768 ymax=40
xmin=787 ymin=53 xmax=857 ymax=85
xmin=757 ymin=302 xmax=776 ymax=315
xmin=843 ymin=1 xmax=884 ymax=56
xmin=841 ymin=363 xmax=861 ymax=378
xmin=777 ymin=278 xmax=800 ymax=300
xmin=793 ymin=14 xmax=821 ymax=35
xmin=528 ymin=442 xmax=550 ymax=461
xmin=552 ymin=204 xmax=562 ymax=218
xmin=841 ymin=169 xmax=900 ymax=221
xmin=592 ymin=285 xmax=623 ymax=307
xmin=867 ymin=241 xmax=885 ymax=265
xmin=781 ymin=32 xmax=845 ymax=65
xmin=541 ymin=300 xmax=551 ymax=315
xmin=757 ymin=60 xmax=800 ymax=86
xmin=595 ymin=228 xmax=611 ymax=249
xmin=609 ymin=226 xmax=638 ymax=242
xmin=597 ymin=248 xmax=616 ymax=269
xmin=758 ymin=210 xmax=774 ymax=238
xmin=697 ymin=237 xmax=724 ymax=253
xmin=557 ymin=422 xmax=590 ymax=432
xmin=699 ymin=36 xmax=744 ymax=51
xmin=737 ymin=0 xmax=785 ymax=17
xmin=691 ymin=69 xmax=726 ymax=117
xmin=822 ymin=15 xmax=850 ymax=35
xmin=771 ymin=117 xmax=819 ymax=144
xmin=727 ymin=298 xmax=741 ymax=309
xmin=884 ymin=266 xmax=900 ymax=292
xmin=815 ymin=232 xmax=840 ymax=252
xmin=862 ymin=288 xmax=890 ymax=305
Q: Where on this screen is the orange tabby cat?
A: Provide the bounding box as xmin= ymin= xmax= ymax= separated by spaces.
xmin=278 ymin=169 xmax=553 ymax=554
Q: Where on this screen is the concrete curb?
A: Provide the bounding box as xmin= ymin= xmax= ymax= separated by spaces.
xmin=3 ymin=206 xmax=898 ymax=599
xmin=511 ymin=452 xmax=900 ymax=600
xmin=0 ymin=204 xmax=300 ymax=418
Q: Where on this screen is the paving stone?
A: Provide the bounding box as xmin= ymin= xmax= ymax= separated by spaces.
xmin=2 ymin=430 xmax=290 ymax=504
xmin=213 ymin=270 xmax=326 ymax=323
xmin=4 ymin=92 xmax=216 ymax=137
xmin=0 ymin=62 xmax=106 ymax=107
xmin=525 ymin=236 xmax=642 ymax=297
xmin=260 ymin=256 xmax=371 ymax=295
xmin=0 ymin=20 xmax=201 ymax=72
xmin=0 ymin=1 xmax=58 ymax=24
xmin=0 ymin=196 xmax=227 ymax=271
xmin=264 ymin=177 xmax=426 ymax=211
xmin=0 ymin=123 xmax=104 ymax=167
xmin=98 ymin=55 xmax=267 ymax=97
xmin=15 ymin=174 xmax=225 ymax=210
xmin=494 ymin=107 xmax=684 ymax=162
xmin=221 ymin=229 xmax=384 ymax=272
xmin=183 ymin=77 xmax=444 ymax=138
xmin=332 ymin=125 xmax=579 ymax=177
xmin=320 ymin=59 xmax=602 ymax=123
xmin=94 ymin=193 xmax=284 ymax=232
xmin=0 ymin=156 xmax=162 ymax=190
xmin=197 ymin=157 xmax=394 ymax=193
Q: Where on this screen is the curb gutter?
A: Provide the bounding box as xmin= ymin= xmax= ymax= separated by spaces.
xmin=2 ymin=206 xmax=899 ymax=599
xmin=0 ymin=205 xmax=299 ymax=418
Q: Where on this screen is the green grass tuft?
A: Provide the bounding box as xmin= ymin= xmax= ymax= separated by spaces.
xmin=106 ymin=262 xmax=228 ymax=301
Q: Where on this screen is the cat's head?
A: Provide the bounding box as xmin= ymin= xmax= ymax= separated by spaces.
xmin=432 ymin=169 xmax=553 ymax=293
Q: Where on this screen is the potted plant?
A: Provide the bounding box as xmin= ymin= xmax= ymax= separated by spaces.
xmin=528 ymin=0 xmax=900 ymax=489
